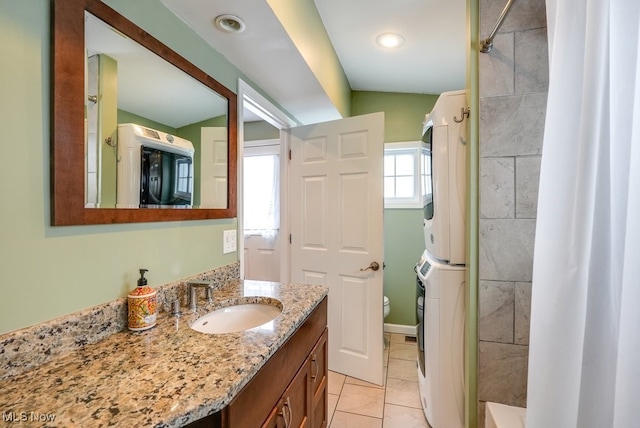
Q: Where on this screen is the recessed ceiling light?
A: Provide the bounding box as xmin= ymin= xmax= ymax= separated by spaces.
xmin=214 ymin=14 xmax=246 ymax=33
xmin=376 ymin=32 xmax=405 ymax=49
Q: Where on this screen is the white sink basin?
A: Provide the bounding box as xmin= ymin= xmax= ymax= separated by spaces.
xmin=190 ymin=301 xmax=283 ymax=334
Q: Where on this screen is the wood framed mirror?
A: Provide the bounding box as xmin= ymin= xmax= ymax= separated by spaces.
xmin=51 ymin=0 xmax=237 ymax=225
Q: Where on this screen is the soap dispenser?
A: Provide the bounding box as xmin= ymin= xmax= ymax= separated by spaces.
xmin=127 ymin=268 xmax=157 ymax=331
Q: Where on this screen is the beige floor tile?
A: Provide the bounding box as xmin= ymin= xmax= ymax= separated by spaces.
xmin=328 ymin=370 xmax=346 ymax=395
xmin=387 ymin=358 xmax=419 ymax=382
xmin=328 ymin=346 xmax=432 ymax=428
xmin=328 ymin=393 xmax=339 ymax=425
xmin=330 ymin=410 xmax=382 ymax=428
xmin=384 ymin=378 xmax=422 ymax=409
xmin=389 ymin=342 xmax=418 ymax=361
xmin=383 ymin=403 xmax=431 ymax=428
xmin=345 ymin=371 xmax=386 ymax=389
xmin=336 ymin=383 xmax=385 ymax=418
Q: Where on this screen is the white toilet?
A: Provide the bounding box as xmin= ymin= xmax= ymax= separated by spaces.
xmin=383 ymin=295 xmax=390 ymax=318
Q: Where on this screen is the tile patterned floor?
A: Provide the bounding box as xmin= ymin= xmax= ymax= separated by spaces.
xmin=327 ymin=333 xmax=432 ymax=428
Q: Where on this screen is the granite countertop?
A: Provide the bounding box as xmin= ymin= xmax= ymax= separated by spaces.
xmin=0 ymin=280 xmax=328 ymax=427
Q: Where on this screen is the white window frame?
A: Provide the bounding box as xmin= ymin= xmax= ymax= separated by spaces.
xmin=384 ymin=141 xmax=430 ymax=209
xmin=174 ymin=158 xmax=192 ymax=198
xmin=243 ymin=139 xmax=280 ymax=236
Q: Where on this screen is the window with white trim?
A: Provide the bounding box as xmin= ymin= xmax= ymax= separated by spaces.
xmin=174 ymin=159 xmax=192 ymax=197
xmin=384 ymin=141 xmax=431 ymax=208
xmin=243 ymin=140 xmax=280 ymax=237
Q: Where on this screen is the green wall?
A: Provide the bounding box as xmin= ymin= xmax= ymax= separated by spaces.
xmin=244 ymin=121 xmax=281 ymax=141
xmin=118 ymin=110 xmax=177 ymax=135
xmin=352 ymin=91 xmax=439 ymax=142
xmin=99 ymin=54 xmax=119 ymax=207
xmin=382 ymin=210 xmax=426 ymax=325
xmin=0 ymin=0 xmax=260 ymax=335
xmin=352 ymin=91 xmax=439 ymax=325
xmin=466 ymin=1 xmax=479 ymax=425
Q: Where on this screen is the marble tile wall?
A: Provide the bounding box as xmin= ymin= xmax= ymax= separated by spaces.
xmin=477 ymin=0 xmax=548 ymax=422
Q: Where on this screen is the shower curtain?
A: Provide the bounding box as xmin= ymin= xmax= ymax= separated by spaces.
xmin=527 ymin=0 xmax=640 ymax=427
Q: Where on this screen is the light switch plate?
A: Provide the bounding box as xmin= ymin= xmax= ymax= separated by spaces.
xmin=223 ymin=230 xmax=237 ymax=254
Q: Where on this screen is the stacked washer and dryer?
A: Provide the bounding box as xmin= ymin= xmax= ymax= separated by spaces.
xmin=415 ymin=90 xmax=467 ymax=428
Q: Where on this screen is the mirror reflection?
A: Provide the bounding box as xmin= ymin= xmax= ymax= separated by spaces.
xmin=84 ymin=12 xmax=228 ymax=209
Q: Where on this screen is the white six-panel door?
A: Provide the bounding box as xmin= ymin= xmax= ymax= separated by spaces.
xmin=288 ymin=112 xmax=385 ymax=385
xmin=243 ymin=140 xmax=281 ymax=282
xmin=200 ymin=127 xmax=228 ymax=209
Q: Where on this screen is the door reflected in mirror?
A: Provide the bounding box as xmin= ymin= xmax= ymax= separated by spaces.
xmin=84 ymin=12 xmax=228 ymax=209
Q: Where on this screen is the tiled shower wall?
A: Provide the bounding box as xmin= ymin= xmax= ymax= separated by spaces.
xmin=477 ymin=0 xmax=548 ymax=423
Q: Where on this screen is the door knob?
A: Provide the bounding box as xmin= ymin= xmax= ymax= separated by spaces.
xmin=360 ymin=261 xmax=380 ymax=272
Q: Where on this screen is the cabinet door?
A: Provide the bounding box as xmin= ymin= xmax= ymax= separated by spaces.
xmin=262 ymin=403 xmax=284 ymax=428
xmin=282 ymin=359 xmax=311 ymax=428
xmin=310 ymin=329 xmax=328 ymax=428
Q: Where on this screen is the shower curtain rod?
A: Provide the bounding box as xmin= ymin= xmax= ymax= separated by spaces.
xmin=480 ymin=0 xmax=517 ymax=53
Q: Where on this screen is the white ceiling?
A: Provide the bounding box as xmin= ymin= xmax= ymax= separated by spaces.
xmin=314 ymin=0 xmax=467 ymax=94
xmin=160 ymin=0 xmax=468 ymax=125
xmin=86 ymin=13 xmax=228 ymax=129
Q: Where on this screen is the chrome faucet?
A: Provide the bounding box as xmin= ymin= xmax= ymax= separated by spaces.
xmin=187 ymin=280 xmax=214 ymax=310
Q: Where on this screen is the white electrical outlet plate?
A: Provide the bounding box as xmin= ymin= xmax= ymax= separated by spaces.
xmin=223 ymin=230 xmax=237 ymax=254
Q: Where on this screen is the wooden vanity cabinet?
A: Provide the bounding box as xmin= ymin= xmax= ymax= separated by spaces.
xmin=309 ymin=330 xmax=328 ymax=428
xmin=214 ymin=297 xmax=328 ymax=428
